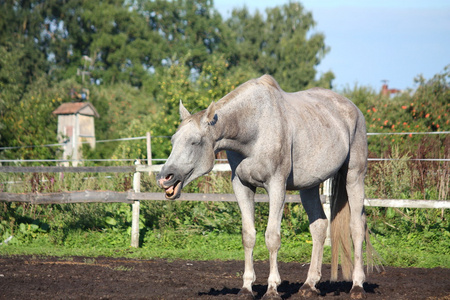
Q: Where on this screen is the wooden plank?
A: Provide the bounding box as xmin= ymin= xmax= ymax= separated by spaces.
xmin=127 ymin=193 xmax=447 ymax=209
xmin=127 ymin=192 xmax=306 ymax=203
xmin=128 ymin=192 xmax=235 ymax=202
xmin=1 ymin=190 xmax=448 ymax=209
xmin=0 ymin=191 xmax=130 ymax=204
xmin=0 ymin=166 xmax=136 ymax=173
xmin=365 ymin=199 xmax=450 ymax=209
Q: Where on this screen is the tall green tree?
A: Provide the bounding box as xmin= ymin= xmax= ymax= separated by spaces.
xmin=138 ymin=0 xmax=233 ymax=71
xmin=0 ymin=77 xmax=64 ymax=161
xmin=226 ymin=2 xmax=334 ymax=91
xmin=0 ymin=1 xmax=49 ymax=99
xmin=39 ymin=0 xmax=164 ymax=87
xmin=0 ymin=1 xmax=50 ymax=153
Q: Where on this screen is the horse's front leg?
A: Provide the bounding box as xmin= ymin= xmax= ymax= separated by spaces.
xmin=233 ymin=177 xmax=257 ymax=299
xmin=263 ymin=181 xmax=286 ymax=300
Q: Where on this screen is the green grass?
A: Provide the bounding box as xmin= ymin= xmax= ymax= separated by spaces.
xmin=1 ymin=228 xmax=448 ymax=269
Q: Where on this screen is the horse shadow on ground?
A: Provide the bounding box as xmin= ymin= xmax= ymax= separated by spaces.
xmin=198 ymin=281 xmax=379 ymax=299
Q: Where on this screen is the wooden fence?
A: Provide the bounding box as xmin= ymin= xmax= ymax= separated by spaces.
xmin=0 ymin=163 xmax=449 ymax=247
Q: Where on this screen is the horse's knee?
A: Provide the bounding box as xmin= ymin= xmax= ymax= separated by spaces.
xmin=310 ymin=218 xmax=328 ymax=241
xmin=265 ymin=229 xmax=281 ymax=251
xmin=310 ymin=217 xmax=327 ymax=232
xmin=242 ymin=227 xmax=256 ymax=248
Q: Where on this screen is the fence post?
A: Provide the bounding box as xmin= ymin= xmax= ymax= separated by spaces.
xmin=131 ymin=160 xmax=141 ymax=248
xmin=146 ymin=132 xmax=153 ymax=176
xmin=322 ymin=178 xmax=332 ymax=246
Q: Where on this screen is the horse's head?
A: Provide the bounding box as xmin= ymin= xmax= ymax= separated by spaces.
xmin=156 ymin=101 xmax=217 ymax=199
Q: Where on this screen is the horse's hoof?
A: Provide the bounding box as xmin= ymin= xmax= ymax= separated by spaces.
xmin=350 ymin=286 xmax=366 ymax=299
xmin=262 ymin=289 xmax=282 ymax=300
xmin=238 ymin=288 xmax=255 ymax=299
xmin=297 ymin=283 xmax=319 ymax=298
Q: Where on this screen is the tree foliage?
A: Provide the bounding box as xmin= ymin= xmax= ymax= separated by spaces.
xmin=227 ymin=2 xmax=334 ymax=91
xmin=138 ymin=0 xmax=232 ymax=70
xmin=0 ymin=77 xmax=64 ymax=161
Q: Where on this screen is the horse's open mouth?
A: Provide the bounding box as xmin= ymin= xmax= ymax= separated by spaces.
xmin=164 ymin=180 xmax=182 ymax=200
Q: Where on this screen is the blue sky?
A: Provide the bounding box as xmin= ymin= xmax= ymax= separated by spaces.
xmin=214 ymin=0 xmax=450 ymax=92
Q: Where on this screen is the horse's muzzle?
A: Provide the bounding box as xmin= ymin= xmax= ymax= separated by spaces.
xmin=156 ymin=171 xmax=183 ymax=200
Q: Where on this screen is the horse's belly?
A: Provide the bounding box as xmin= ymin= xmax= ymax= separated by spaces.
xmin=287 ymin=153 xmax=346 ymax=190
xmin=286 ymin=171 xmax=332 ymax=190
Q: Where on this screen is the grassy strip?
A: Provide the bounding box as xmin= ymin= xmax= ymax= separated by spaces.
xmin=1 ymin=230 xmax=448 ymax=269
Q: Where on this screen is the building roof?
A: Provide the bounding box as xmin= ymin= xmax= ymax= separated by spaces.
xmin=52 ymin=102 xmax=100 ymax=117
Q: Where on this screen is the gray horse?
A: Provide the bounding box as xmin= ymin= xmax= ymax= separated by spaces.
xmin=157 ymin=75 xmax=374 ymax=299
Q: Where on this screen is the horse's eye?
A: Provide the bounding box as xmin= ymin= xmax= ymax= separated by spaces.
xmin=191 ymin=136 xmax=202 ymax=145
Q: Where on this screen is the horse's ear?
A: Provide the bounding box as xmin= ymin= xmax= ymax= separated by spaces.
xmin=204 ymin=101 xmax=217 ymax=125
xmin=179 ymin=100 xmax=191 ymax=121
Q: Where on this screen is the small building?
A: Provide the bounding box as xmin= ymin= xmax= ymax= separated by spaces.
xmin=52 ymin=102 xmax=99 ymax=166
xmin=381 ymin=80 xmax=401 ymax=97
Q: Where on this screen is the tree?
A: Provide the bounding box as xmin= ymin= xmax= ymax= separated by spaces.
xmin=37 ymin=0 xmax=232 ymax=86
xmin=36 ymin=0 xmax=164 ymax=87
xmin=0 ymin=77 xmax=63 ymax=162
xmin=0 ymin=1 xmax=50 ymax=154
xmin=0 ymin=1 xmax=49 ymax=97
xmin=226 ymin=2 xmax=334 ymax=91
xmin=138 ymin=0 xmax=233 ymax=72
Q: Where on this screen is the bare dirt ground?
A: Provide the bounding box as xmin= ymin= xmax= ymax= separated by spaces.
xmin=0 ymin=255 xmax=449 ymax=299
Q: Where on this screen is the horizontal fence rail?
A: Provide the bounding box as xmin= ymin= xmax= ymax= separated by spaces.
xmin=0 ymin=191 xmax=131 ymax=204
xmin=0 ymin=191 xmax=448 ymax=208
xmin=0 ymin=166 xmax=136 ymax=173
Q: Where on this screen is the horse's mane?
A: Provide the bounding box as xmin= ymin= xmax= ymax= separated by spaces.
xmin=186 ymin=75 xmax=281 ymax=126
xmin=215 ymin=75 xmax=281 ymax=110
xmin=258 ymin=74 xmax=282 ymax=91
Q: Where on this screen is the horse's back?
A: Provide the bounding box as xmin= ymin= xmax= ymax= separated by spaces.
xmin=285 ymin=87 xmax=361 ymax=122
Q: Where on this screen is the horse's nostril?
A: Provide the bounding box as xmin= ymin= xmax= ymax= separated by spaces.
xmin=165 ymin=174 xmax=173 ymax=181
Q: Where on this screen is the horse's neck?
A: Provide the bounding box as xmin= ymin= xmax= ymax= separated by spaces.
xmin=213 ymin=96 xmax=260 ymax=155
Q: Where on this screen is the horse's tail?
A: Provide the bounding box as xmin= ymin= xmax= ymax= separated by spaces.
xmin=330 ymin=171 xmax=353 ymax=282
xmin=330 ymin=172 xmax=383 ymax=282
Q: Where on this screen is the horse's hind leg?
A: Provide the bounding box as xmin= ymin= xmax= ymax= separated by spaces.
xmin=347 ymin=145 xmax=368 ymax=298
xmin=298 ymin=186 xmax=328 ymax=297
xmin=345 ymin=170 xmax=367 ymax=299
xmin=233 ymin=176 xmax=257 ymax=298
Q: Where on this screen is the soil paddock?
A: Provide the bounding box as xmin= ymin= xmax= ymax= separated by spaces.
xmin=0 ymin=256 xmax=449 ymax=299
